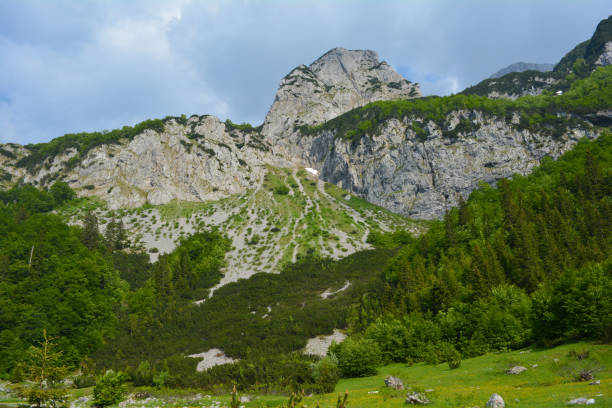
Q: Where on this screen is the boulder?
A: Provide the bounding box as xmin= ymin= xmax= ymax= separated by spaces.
xmin=486 ymin=393 xmax=504 ymax=408
xmin=384 ymin=375 xmax=404 ymax=390
xmin=506 ymin=366 xmax=527 ymax=375
xmin=405 ymin=392 xmax=430 ymax=405
xmin=567 ymin=397 xmax=596 ymax=405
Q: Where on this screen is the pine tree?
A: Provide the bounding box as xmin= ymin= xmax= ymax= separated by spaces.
xmin=81 ymin=210 xmax=100 ymax=250
xmin=16 ymin=329 xmax=69 ymax=408
xmin=104 ymin=218 xmax=128 ymax=250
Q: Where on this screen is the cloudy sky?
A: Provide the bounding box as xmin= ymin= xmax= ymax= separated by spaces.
xmin=0 ymin=1 xmax=609 ymax=144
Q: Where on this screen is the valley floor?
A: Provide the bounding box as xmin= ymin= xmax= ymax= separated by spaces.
xmin=4 ymin=342 xmax=609 ymax=408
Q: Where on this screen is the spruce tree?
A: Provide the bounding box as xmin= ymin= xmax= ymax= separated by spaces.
xmin=81 ymin=210 xmax=100 ymax=250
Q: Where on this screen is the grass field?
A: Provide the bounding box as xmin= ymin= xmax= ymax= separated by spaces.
xmin=308 ymin=342 xmax=611 ymax=408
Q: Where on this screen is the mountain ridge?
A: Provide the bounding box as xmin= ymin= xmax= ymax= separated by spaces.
xmin=1 ymin=18 xmax=612 ymax=221
xmin=489 ymin=61 xmax=554 ymax=79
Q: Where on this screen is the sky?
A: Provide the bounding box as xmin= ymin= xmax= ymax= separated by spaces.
xmin=0 ymin=1 xmax=610 ymax=145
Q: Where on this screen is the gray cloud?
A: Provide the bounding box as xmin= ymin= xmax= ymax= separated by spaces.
xmin=0 ymin=0 xmax=609 ymax=144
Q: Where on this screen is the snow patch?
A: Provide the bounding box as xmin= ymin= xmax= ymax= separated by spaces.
xmin=305 ymin=167 xmax=319 ymax=176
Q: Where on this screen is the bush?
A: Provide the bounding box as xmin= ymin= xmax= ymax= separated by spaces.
xmin=311 ymin=356 xmax=340 ymax=393
xmin=274 ymin=185 xmax=290 ymax=195
xmin=49 ymin=181 xmax=76 ymax=204
xmin=93 ymin=370 xmax=127 ymax=407
xmin=330 ymin=338 xmax=381 ymax=377
xmin=73 ymin=374 xmax=96 ymax=388
xmin=130 ymin=361 xmax=153 ymax=387
xmin=444 ymin=344 xmax=461 ymax=369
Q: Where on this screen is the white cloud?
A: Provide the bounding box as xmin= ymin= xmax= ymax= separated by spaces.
xmin=0 ymin=0 xmax=610 ymax=144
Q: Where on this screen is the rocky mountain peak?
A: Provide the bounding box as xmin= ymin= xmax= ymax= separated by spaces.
xmin=261 ymin=47 xmax=420 ymax=150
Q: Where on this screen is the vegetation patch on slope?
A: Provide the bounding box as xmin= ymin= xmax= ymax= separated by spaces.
xmin=298 ymin=65 xmax=611 ymax=142
xmin=16 ymin=119 xmax=164 ymax=172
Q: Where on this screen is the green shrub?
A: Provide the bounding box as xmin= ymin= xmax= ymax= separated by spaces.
xmin=330 ymin=338 xmax=381 ymax=377
xmin=73 ymin=374 xmax=96 ymax=388
xmin=93 ymin=370 xmax=127 ymax=407
xmin=311 ymin=356 xmax=340 ymax=393
xmin=444 ymin=344 xmax=461 ymax=369
xmin=130 ymin=361 xmax=153 ymax=387
xmin=274 ymin=185 xmax=290 ymax=195
xmin=49 ymin=181 xmax=75 ymax=204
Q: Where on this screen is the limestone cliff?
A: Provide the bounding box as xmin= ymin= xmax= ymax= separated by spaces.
xmin=1 ymin=116 xmax=285 ymax=209
xmin=294 ymin=111 xmax=598 ymax=219
xmin=262 ymin=47 xmax=420 ymax=155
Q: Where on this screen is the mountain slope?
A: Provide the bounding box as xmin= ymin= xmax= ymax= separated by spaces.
xmin=58 ymin=165 xmax=420 ymax=290
xmin=489 ymin=62 xmax=554 ymax=78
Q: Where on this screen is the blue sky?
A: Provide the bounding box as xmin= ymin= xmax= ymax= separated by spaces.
xmin=0 ymin=0 xmax=610 ymax=144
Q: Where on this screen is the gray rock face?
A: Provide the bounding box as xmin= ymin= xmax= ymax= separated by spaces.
xmin=297 ymin=111 xmax=597 ymax=219
xmin=489 ymin=62 xmax=554 ymax=78
xmin=3 ymin=116 xmax=287 ymax=209
xmin=595 ymin=41 xmax=612 ymax=67
xmin=384 ymin=375 xmax=404 ymax=390
xmin=486 ymin=393 xmax=505 ymax=408
xmin=262 ymin=47 xmax=420 ymax=156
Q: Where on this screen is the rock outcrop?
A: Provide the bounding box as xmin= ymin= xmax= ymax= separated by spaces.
xmin=294 ymin=110 xmax=597 ymax=219
xmin=262 ymin=47 xmax=420 ymax=156
xmin=595 ymin=41 xmax=612 ymax=67
xmin=2 ymin=116 xmax=286 ymax=209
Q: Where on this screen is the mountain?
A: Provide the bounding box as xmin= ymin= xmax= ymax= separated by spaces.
xmin=1 ymin=14 xmax=611 ymax=400
xmin=1 ymin=42 xmax=610 ymax=225
xmin=262 ymin=47 xmax=420 ymax=157
xmin=463 ymin=15 xmax=612 ymax=99
xmin=554 ymin=14 xmax=612 ymax=72
xmin=489 ymin=62 xmax=554 ymax=78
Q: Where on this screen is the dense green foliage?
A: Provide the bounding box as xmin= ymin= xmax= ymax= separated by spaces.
xmin=329 ymin=338 xmax=381 ymax=377
xmin=150 ymin=230 xmax=231 ymax=300
xmin=224 ymin=119 xmax=262 ymax=133
xmin=93 ymin=370 xmax=128 ymax=407
xmin=336 ymin=132 xmax=611 ymax=374
xmin=15 ymin=119 xmax=164 ymax=172
xmin=0 ymin=186 xmax=125 ymax=375
xmin=299 ymin=65 xmax=612 ymax=142
xmin=94 ymin=249 xmax=395 ymax=392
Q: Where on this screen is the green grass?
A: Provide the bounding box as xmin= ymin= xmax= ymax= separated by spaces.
xmin=308 ymin=342 xmax=611 ymax=408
